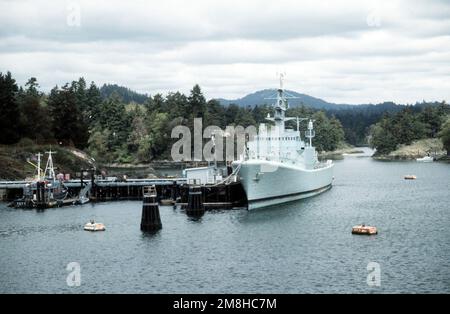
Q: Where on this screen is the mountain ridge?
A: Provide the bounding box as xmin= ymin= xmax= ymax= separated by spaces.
xmin=216 ymin=89 xmax=346 ymax=110
xmin=98 ymin=84 xmax=444 ymax=113
xmin=215 ymin=89 xmax=392 ymax=110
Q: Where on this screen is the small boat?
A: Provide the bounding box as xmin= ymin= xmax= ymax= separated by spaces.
xmin=13 ymin=151 xmax=69 ymax=209
xmin=416 ymin=156 xmax=433 ymax=162
xmin=404 ymin=175 xmax=417 ymax=180
xmin=352 ymin=224 xmax=377 ymax=235
xmin=84 ymin=220 xmax=106 ymax=232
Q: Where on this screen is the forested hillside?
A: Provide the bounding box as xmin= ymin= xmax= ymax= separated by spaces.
xmin=100 ymin=84 xmax=149 ymax=104
xmin=1 ymin=71 xmax=448 ymax=164
xmin=217 ymin=89 xmax=338 ymax=110
xmin=219 ymin=90 xmax=446 ymax=146
xmin=369 ymin=104 xmax=450 ymax=155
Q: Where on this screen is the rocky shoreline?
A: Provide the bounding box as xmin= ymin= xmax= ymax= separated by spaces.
xmin=372 ymin=138 xmax=447 ymax=161
xmin=373 ymin=154 xmax=450 ymax=161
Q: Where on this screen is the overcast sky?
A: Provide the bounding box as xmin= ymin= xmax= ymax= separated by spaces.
xmin=0 ymin=0 xmax=449 ymax=104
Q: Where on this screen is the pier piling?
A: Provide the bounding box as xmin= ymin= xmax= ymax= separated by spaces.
xmin=36 ymin=181 xmax=47 ymax=208
xmin=140 ymin=186 xmax=162 ymax=232
xmin=186 ymin=185 xmax=204 ymax=216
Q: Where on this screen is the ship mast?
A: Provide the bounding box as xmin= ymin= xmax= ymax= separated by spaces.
xmin=36 ymin=152 xmax=42 ymax=181
xmin=275 ymin=73 xmax=287 ymax=127
xmin=44 ymin=150 xmax=56 ymax=180
xmin=265 ymin=74 xmax=302 ymax=135
xmin=266 ymin=73 xmax=288 ymax=130
xmin=279 ymin=72 xmax=284 ymax=90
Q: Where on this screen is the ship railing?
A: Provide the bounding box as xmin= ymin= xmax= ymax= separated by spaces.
xmin=243 ymin=151 xmax=301 ymax=164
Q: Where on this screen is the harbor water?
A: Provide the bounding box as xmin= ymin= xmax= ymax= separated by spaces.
xmin=1 ymin=149 xmax=449 ymax=293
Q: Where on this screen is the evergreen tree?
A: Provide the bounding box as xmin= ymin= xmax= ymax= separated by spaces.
xmin=311 ymin=111 xmax=331 ymax=152
xmin=72 ymin=78 xmax=87 ymax=110
xmin=369 ymin=117 xmax=398 ymax=154
xmin=100 ymin=83 xmax=148 ymax=104
xmin=438 ymin=117 xmax=450 ymax=156
xmin=17 ymin=77 xmax=53 ymax=142
xmin=145 ymin=93 xmax=166 ymax=113
xmin=252 ymin=104 xmax=272 ymax=124
xmin=367 ymin=104 xmax=449 ymax=155
xmin=224 ymin=104 xmax=240 ymax=125
xmin=285 ymin=107 xmax=344 ymax=151
xmin=391 ymin=108 xmax=426 ymax=145
xmin=235 ymin=106 xmax=256 ymax=127
xmin=47 ymin=84 xmax=89 ymax=148
xmin=127 ymin=106 xmax=148 ymax=155
xmin=145 ymin=111 xmax=170 ymax=160
xmin=419 ymin=105 xmax=446 ymax=138
xmin=166 ymin=92 xmax=188 ymax=120
xmin=96 ymin=93 xmax=131 ymax=150
xmin=205 ymin=99 xmax=226 ymax=128
xmin=188 ymin=84 xmax=207 ymax=119
xmin=0 ymin=71 xmax=20 ymax=144
xmin=328 ymin=116 xmax=345 ymax=150
xmin=85 ymin=81 xmax=102 ymax=127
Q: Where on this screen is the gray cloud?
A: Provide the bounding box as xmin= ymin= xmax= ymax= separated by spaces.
xmin=0 ymin=0 xmax=372 ymax=42
xmin=0 ymin=0 xmax=449 ymax=104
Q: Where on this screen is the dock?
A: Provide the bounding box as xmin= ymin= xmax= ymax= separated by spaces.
xmin=0 ymin=151 xmax=247 ymax=210
xmin=12 ymin=196 xmax=82 ymax=209
xmin=0 ymin=177 xmax=247 ymax=210
xmin=0 ymin=178 xmax=186 ymax=201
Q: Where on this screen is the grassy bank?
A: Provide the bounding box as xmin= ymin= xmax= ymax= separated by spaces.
xmin=0 ymin=142 xmax=209 ymax=180
xmin=0 ymin=141 xmax=94 ymax=180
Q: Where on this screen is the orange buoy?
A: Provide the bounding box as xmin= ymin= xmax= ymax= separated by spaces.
xmin=352 ymin=224 xmax=377 ymax=235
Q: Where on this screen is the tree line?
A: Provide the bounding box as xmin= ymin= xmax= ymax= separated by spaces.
xmin=369 ymin=103 xmax=450 ymax=155
xmin=330 ymin=101 xmax=449 ymax=147
xmin=1 ymin=71 xmax=351 ymax=163
xmin=100 ymin=83 xmax=149 ymax=104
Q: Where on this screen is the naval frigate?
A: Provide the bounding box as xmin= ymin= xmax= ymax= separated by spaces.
xmin=233 ymin=76 xmax=334 ymax=210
